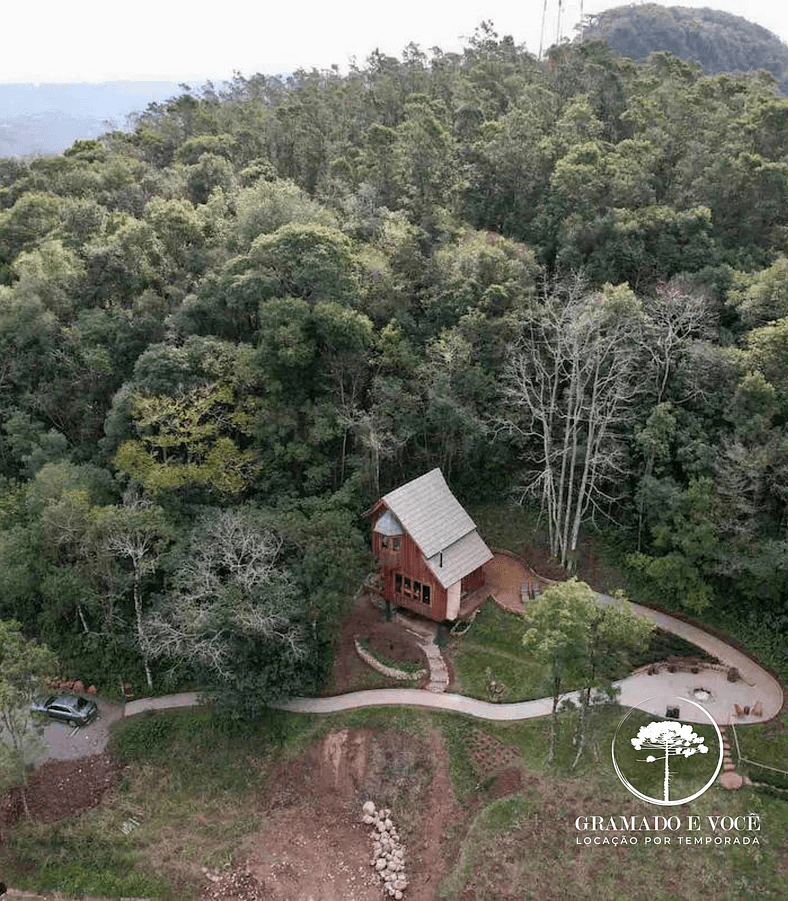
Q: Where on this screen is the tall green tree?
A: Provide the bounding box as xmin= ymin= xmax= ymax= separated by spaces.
xmin=523 ymin=579 xmax=652 ymax=765
xmin=523 ymin=579 xmax=594 ymax=764
xmin=0 ymin=620 xmax=56 ymax=817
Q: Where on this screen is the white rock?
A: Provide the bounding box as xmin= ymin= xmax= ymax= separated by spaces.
xmin=376 ymin=859 xmax=387 ymax=871
xmin=384 ymin=818 xmax=393 ymax=830
xmin=395 ymin=893 xmax=403 ymax=900
xmin=363 ymin=801 xmax=376 ymax=815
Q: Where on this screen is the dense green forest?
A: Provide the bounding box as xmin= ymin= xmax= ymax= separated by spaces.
xmin=2 ymin=27 xmax=788 ymax=709
xmin=585 ymin=4 xmax=788 ymax=92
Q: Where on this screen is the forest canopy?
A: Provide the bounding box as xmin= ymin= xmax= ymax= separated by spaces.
xmin=2 ymin=24 xmax=788 ymax=705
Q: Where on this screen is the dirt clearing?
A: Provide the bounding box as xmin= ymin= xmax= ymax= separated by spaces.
xmin=198 ymin=726 xmax=453 ymax=901
xmin=0 ymin=753 xmax=121 ymax=832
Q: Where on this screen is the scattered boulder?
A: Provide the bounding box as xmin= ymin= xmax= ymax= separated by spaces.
xmin=363 ymin=801 xmax=409 ymax=897
xmin=86 ymin=685 xmax=97 ymax=695
xmin=73 ymin=680 xmax=85 ymax=693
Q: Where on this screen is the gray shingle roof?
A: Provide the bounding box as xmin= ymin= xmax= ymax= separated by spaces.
xmin=383 ymin=468 xmax=474 ymax=558
xmin=382 ymin=468 xmax=492 ymax=587
xmin=425 ymin=530 xmax=494 ymax=589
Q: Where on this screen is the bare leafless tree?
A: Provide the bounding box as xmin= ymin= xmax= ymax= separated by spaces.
xmin=496 ymin=278 xmax=644 ymax=569
xmin=102 ymin=492 xmax=169 ymax=689
xmin=339 ymin=405 xmax=409 ymax=499
xmin=640 ymin=282 xmax=714 ymax=404
xmin=143 ymin=509 xmax=307 ymax=684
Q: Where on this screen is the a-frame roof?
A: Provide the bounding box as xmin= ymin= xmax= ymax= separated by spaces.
xmin=382 ymin=468 xmax=476 ymax=559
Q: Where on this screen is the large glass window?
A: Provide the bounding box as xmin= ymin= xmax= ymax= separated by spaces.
xmin=393 ymin=572 xmax=431 ymax=606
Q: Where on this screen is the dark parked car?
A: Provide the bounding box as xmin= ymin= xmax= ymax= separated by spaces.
xmin=31 ymin=693 xmax=98 ymax=726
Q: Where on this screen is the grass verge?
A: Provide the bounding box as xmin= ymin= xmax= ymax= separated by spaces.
xmin=437 ymin=705 xmax=788 ymax=901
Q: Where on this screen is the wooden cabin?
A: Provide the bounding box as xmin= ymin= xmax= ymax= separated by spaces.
xmin=367 ymin=468 xmax=493 ymax=622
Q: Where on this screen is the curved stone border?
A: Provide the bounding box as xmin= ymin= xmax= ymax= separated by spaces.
xmin=354 ymin=639 xmax=426 ymax=682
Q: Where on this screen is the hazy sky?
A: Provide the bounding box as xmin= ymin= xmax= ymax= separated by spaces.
xmin=4 ymin=0 xmax=788 ymax=84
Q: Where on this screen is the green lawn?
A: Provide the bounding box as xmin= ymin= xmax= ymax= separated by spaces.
xmin=437 ymin=707 xmax=788 ymax=901
xmin=448 ymin=601 xmax=552 ymax=702
xmin=447 ymin=599 xmax=715 ymax=702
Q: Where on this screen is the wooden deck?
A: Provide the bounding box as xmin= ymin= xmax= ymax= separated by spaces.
xmin=458 ymin=584 xmax=492 ymax=619
xmin=458 ymin=552 xmax=550 ymax=619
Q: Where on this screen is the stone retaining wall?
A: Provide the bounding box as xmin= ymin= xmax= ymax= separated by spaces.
xmin=354 ymin=639 xmax=426 ymax=681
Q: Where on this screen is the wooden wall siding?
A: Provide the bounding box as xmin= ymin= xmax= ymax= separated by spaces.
xmin=387 ymin=570 xmax=448 ymax=620
xmin=461 ymin=566 xmax=485 ymax=593
xmin=390 ymin=532 xmax=446 ymax=622
xmin=370 ymin=500 xmax=490 ymax=622
xmin=373 ymin=527 xmax=448 ymax=620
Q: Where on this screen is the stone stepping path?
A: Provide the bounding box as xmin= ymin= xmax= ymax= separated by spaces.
xmin=419 ymin=640 xmax=450 ymax=693
xmin=119 ymin=596 xmax=783 ymax=733
xmin=718 ymin=726 xmax=745 ymax=790
xmin=395 ymin=615 xmax=450 ymax=692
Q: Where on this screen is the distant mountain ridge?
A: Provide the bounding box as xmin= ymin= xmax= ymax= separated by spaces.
xmin=0 ymin=81 xmax=185 ymax=157
xmin=584 ymin=4 xmax=788 ymax=92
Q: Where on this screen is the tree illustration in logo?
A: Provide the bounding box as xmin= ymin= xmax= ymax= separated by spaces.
xmin=631 ymin=721 xmax=709 ymax=802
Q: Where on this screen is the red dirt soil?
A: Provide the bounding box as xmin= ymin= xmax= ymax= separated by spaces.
xmin=200 ymin=727 xmax=459 ymax=901
xmin=327 ymin=594 xmax=429 ymax=694
xmin=0 ymin=753 xmax=121 ymax=833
